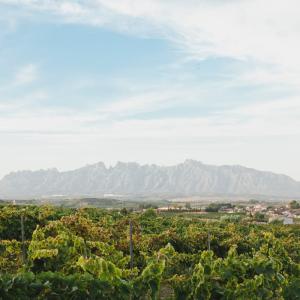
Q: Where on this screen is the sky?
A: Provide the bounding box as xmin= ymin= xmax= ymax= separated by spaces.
xmin=0 ymin=0 xmax=300 ymax=180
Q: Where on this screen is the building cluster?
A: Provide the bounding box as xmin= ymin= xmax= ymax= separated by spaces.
xmin=245 ymin=203 xmax=300 ymax=225
xmin=157 ymin=201 xmax=300 ymax=225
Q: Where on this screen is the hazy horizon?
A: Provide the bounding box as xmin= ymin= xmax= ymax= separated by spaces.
xmin=1 ymin=1 xmax=300 ymax=181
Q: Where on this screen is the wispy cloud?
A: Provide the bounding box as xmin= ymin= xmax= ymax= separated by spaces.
xmin=1 ymin=0 xmax=300 ymax=179
xmin=15 ymin=64 xmax=38 ymax=85
xmin=2 ymin=1 xmax=300 ymax=81
xmin=1 ymin=93 xmax=299 ymax=138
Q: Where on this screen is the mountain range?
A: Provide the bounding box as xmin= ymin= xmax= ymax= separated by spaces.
xmin=0 ymin=160 xmax=300 ymax=199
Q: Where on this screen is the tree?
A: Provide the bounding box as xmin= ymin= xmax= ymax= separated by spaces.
xmin=289 ymin=200 xmax=300 ymax=209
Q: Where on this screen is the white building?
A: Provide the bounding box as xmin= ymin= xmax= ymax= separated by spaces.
xmin=283 ymin=217 xmax=294 ymax=225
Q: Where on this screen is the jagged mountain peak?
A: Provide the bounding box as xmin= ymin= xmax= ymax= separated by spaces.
xmin=0 ymin=160 xmax=299 ymax=199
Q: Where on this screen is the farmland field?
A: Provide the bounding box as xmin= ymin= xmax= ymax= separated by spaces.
xmin=0 ymin=205 xmax=299 ymax=299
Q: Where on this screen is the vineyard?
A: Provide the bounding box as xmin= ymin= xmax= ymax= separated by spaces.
xmin=0 ymin=205 xmax=300 ymax=299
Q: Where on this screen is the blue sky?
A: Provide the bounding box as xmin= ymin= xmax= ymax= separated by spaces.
xmin=0 ymin=0 xmax=300 ymax=180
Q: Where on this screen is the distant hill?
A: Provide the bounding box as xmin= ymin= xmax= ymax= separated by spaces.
xmin=0 ymin=160 xmax=300 ymax=199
